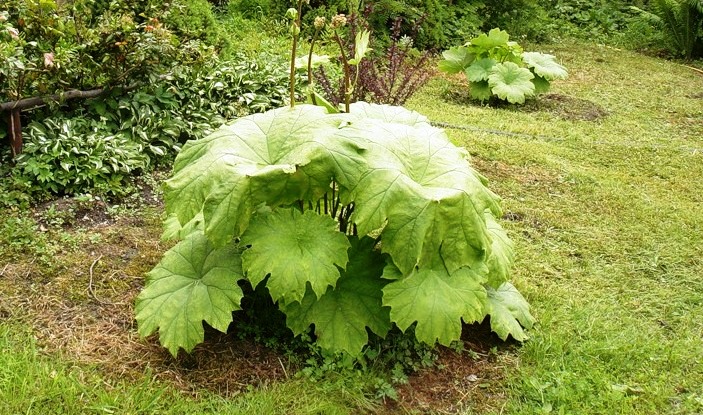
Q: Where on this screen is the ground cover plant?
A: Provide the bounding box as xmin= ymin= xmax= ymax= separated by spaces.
xmin=439 ymin=28 xmax=568 ymax=104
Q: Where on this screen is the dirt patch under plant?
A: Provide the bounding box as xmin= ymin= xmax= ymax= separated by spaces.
xmin=0 ymin=213 xmax=289 ymax=397
xmin=384 ymin=322 xmax=515 ymax=414
xmin=523 ymin=93 xmax=609 ymax=121
xmin=442 ymin=80 xmax=608 ymax=122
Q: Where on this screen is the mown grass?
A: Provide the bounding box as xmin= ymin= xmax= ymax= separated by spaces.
xmin=0 ymin=324 xmax=377 ymax=415
xmin=1 ymin=41 xmax=701 ymax=414
xmin=406 ymin=41 xmax=703 ymax=414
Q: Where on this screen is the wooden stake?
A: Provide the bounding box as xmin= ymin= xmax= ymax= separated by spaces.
xmin=7 ymin=110 xmax=22 ymax=158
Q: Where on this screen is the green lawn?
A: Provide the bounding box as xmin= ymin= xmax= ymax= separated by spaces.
xmin=405 ymin=42 xmax=703 ymax=414
xmin=1 ymin=42 xmax=702 ymax=414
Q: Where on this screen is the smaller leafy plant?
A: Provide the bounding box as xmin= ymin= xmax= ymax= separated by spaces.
xmin=313 ymin=8 xmax=433 ymax=107
xmin=14 ymin=117 xmax=149 ymax=196
xmin=439 ymin=28 xmax=568 ymax=104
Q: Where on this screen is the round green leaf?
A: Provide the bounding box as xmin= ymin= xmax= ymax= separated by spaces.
xmin=438 ymin=45 xmax=475 ymax=74
xmin=135 ymin=232 xmax=245 ymax=356
xmin=465 ymin=58 xmax=496 ymax=82
xmin=344 ymin=119 xmax=502 ymax=275
xmin=470 ymin=80 xmax=492 ymax=102
xmin=488 ymin=62 xmax=535 ymax=104
xmin=164 ymin=105 xmax=365 ymax=246
xmin=469 ymin=28 xmax=510 ymax=51
xmin=522 ymin=52 xmax=568 ymax=81
xmin=241 ymin=208 xmax=351 ymax=303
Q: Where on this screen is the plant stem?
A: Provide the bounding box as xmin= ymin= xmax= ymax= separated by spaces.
xmin=339 ymin=206 xmax=347 ymax=233
xmin=308 ymin=29 xmax=320 ymax=105
xmin=333 ymin=32 xmax=352 ymax=112
xmin=343 ymin=204 xmax=354 ymax=235
xmin=289 ymin=1 xmax=304 ymax=108
xmin=331 ymin=182 xmax=338 ymax=217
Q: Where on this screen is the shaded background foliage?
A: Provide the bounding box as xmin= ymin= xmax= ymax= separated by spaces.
xmin=1 ymin=0 xmax=701 ymax=206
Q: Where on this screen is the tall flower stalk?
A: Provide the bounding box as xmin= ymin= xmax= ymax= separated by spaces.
xmin=287 ymin=1 xmax=306 ymax=108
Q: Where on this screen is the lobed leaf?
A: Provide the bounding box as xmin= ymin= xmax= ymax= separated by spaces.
xmin=532 ymin=74 xmax=551 ymax=94
xmin=485 ymin=211 xmax=515 ymax=288
xmin=343 ymin=118 xmax=502 ymax=275
xmin=135 ymin=232 xmax=245 ymax=356
xmin=469 ymin=28 xmax=510 ymax=51
xmin=164 ymin=105 xmax=366 ymax=246
xmin=488 ymin=62 xmax=535 ymax=104
xmin=485 ymin=282 xmax=535 ymax=342
xmin=241 ymin=208 xmax=350 ymax=303
xmin=469 ymin=80 xmax=492 ymax=101
xmin=161 ymin=212 xmax=204 ymax=241
xmin=465 ymin=58 xmax=497 ymax=82
xmin=522 ymin=52 xmax=568 ymax=81
xmin=438 ymin=45 xmax=475 ymax=74
xmin=281 ymin=236 xmax=390 ymax=356
xmin=383 ymin=264 xmax=487 ymax=346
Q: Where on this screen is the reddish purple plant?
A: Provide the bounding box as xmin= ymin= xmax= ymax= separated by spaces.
xmin=315 ymin=8 xmax=434 ymax=107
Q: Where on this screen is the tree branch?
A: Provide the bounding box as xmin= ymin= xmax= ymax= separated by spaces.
xmin=0 ymin=88 xmax=106 ymax=112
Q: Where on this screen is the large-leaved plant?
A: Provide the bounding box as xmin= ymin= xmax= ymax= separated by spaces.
xmin=136 ymin=102 xmax=535 ymax=356
xmin=136 ymin=5 xmax=534 ymax=357
xmin=439 ymin=28 xmax=568 ymax=104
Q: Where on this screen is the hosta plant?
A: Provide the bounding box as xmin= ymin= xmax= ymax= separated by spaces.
xmin=135 ymin=102 xmax=535 ymax=357
xmin=439 ymin=28 xmax=568 ymax=104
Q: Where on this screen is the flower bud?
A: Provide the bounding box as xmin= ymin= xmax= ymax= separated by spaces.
xmin=44 ymin=52 xmax=55 ymax=68
xmin=330 ymin=14 xmax=347 ymax=29
xmin=313 ymin=16 xmax=326 ymax=30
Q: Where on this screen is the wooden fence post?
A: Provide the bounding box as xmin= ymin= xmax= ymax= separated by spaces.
xmin=7 ymin=109 xmax=22 ymax=158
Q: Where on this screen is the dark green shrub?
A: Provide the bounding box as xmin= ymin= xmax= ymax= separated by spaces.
xmin=545 ymin=0 xmax=643 ymax=42
xmin=226 ymin=0 xmax=549 ymax=50
xmin=164 ymin=0 xmax=228 ymax=49
xmin=227 ymin=0 xmax=276 ymax=18
xmin=617 ymin=14 xmax=668 ymax=54
xmin=0 ymin=0 xmax=216 ymax=102
xmin=632 ymin=0 xmax=703 ymax=59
